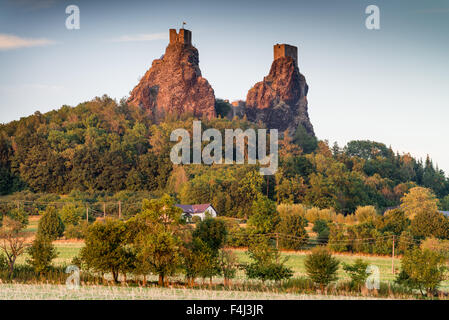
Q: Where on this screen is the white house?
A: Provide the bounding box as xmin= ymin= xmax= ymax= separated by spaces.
xmin=175 ymin=203 xmax=218 ymax=222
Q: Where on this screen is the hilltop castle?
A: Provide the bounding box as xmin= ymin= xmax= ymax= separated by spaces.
xmin=273 ymin=44 xmax=298 ymax=66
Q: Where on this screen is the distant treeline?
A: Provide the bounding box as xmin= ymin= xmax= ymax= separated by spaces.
xmin=1 ymin=95 xmax=448 ymax=216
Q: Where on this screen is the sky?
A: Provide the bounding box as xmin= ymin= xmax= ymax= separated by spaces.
xmin=0 ymin=0 xmax=448 ymax=173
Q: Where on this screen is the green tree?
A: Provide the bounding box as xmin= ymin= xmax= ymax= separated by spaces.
xmin=247 ymin=195 xmax=279 ymax=234
xmin=244 ymin=237 xmax=293 ymax=283
xmin=135 ymin=230 xmax=180 ymax=286
xmin=304 ymin=246 xmax=340 ymax=290
xmin=80 ymin=219 xmax=133 ymax=283
xmin=410 ymin=210 xmax=449 ymax=240
xmin=276 ymin=211 xmax=309 ymax=249
xmin=396 ymin=248 xmax=446 ymax=296
xmin=37 ymin=206 xmax=65 ymax=241
xmin=342 ymin=259 xmax=369 ymax=290
xmin=218 ymin=249 xmax=238 ymax=286
xmin=400 ymin=187 xmax=438 ymax=220
xmin=193 ymin=218 xmax=227 ymax=253
xmin=26 ymin=235 xmax=58 ymax=274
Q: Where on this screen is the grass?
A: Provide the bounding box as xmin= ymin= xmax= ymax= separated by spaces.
xmin=0 ymin=283 xmax=392 ymax=300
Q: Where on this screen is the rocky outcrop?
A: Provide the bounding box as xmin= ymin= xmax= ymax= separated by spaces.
xmin=128 ymin=29 xmax=215 ymax=120
xmin=245 ymin=49 xmax=314 ymax=136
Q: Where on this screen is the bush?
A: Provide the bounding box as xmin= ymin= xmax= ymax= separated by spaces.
xmin=244 ymin=238 xmax=293 ymax=283
xmin=59 ymin=203 xmax=85 ymax=226
xmin=396 ymin=248 xmax=447 ymax=296
xmin=26 ymin=236 xmax=58 ymax=274
xmin=64 ymin=222 xmax=88 ymax=239
xmin=304 ymin=246 xmax=340 ymax=289
xmin=342 ymin=259 xmax=369 ymax=290
xmin=276 ymin=211 xmax=308 ymax=250
xmin=37 ymin=206 xmax=65 ymax=241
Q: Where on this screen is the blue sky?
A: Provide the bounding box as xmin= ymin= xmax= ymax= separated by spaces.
xmin=0 ymin=0 xmax=448 ymax=173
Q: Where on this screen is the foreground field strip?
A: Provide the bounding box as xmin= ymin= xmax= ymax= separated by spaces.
xmin=0 ymin=284 xmax=398 ymax=300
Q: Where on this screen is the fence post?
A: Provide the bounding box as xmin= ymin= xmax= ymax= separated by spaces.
xmin=86 ymin=207 xmax=89 ymax=223
xmin=103 ymin=202 xmax=106 ymax=219
xmin=118 ymin=201 xmax=122 ymax=219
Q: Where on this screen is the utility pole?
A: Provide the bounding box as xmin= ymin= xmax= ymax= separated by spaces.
xmin=392 ymin=235 xmax=395 ymax=274
xmin=276 ymin=233 xmax=279 ymax=250
xmin=118 ymin=201 xmax=122 ymax=219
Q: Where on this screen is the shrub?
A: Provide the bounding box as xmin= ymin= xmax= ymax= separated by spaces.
xmin=396 ymin=248 xmax=447 ymax=296
xmin=59 ymin=203 xmax=85 ymax=226
xmin=64 ymin=222 xmax=88 ymax=239
xmin=244 ymin=238 xmax=293 ymax=283
xmin=37 ymin=206 xmax=65 ymax=241
xmin=276 ymin=211 xmax=309 ymax=250
xmin=342 ymin=259 xmax=369 ymax=290
xmin=304 ymin=246 xmax=340 ymax=289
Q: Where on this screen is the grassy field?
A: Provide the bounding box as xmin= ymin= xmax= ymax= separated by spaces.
xmin=0 ymin=283 xmax=393 ymax=300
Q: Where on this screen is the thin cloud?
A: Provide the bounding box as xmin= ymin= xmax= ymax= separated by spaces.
xmin=109 ymin=33 xmax=168 ymax=43
xmin=0 ymin=34 xmax=56 ymax=50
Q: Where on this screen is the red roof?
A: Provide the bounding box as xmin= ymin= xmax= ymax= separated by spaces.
xmin=175 ymin=203 xmax=212 ymax=214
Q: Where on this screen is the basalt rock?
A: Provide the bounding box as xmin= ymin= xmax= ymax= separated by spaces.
xmin=245 ymin=44 xmax=314 ymax=136
xmin=128 ymin=29 xmax=216 ymax=120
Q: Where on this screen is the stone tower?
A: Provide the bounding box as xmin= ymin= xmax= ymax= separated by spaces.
xmin=169 ymin=28 xmax=192 ymax=45
xmin=273 ymin=44 xmax=298 ymax=66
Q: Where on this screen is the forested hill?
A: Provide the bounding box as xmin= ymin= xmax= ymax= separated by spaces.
xmin=1 ymin=95 xmax=448 ymax=216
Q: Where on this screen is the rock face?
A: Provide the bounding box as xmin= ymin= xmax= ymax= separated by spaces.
xmin=245 ymin=44 xmax=314 ymax=136
xmin=128 ymin=29 xmax=216 ymax=119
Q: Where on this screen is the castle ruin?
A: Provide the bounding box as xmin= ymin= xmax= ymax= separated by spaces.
xmin=273 ymin=44 xmax=298 ymax=66
xmin=169 ymin=28 xmax=192 ymax=45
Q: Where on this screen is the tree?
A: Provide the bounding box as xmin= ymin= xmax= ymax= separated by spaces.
xmin=59 ymin=203 xmax=85 ymax=226
xmin=26 ymin=235 xmax=58 ymax=274
xmin=7 ymin=208 xmax=29 ymax=228
xmin=400 ymin=187 xmax=438 ymax=220
xmin=193 ymin=218 xmax=227 ymax=254
xmin=182 ymin=237 xmax=216 ymax=286
xmin=376 ymin=209 xmax=410 ymax=236
xmin=80 ymin=219 xmax=133 ymax=283
xmin=244 ymin=237 xmax=293 ymax=283
xmin=37 ymin=206 xmax=65 ymax=241
xmin=342 ymin=259 xmax=369 ymax=290
xmin=410 ymin=210 xmax=449 ymax=240
xmin=304 ymin=246 xmax=340 ymax=290
xmin=293 ymin=123 xmax=317 ymax=154
xmin=354 ymin=206 xmax=378 ymax=224
xmin=396 ymin=248 xmax=446 ymax=296
xmin=247 ymin=195 xmax=279 ymax=234
xmin=312 ymin=219 xmax=330 ymax=244
xmin=138 ymin=194 xmax=183 ymax=233
xmin=276 ymin=211 xmax=309 ymax=249
xmin=0 ymin=216 xmax=27 ymax=276
xmin=218 ymin=249 xmax=238 ymax=286
xmin=136 ymin=230 xmax=180 ymax=286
